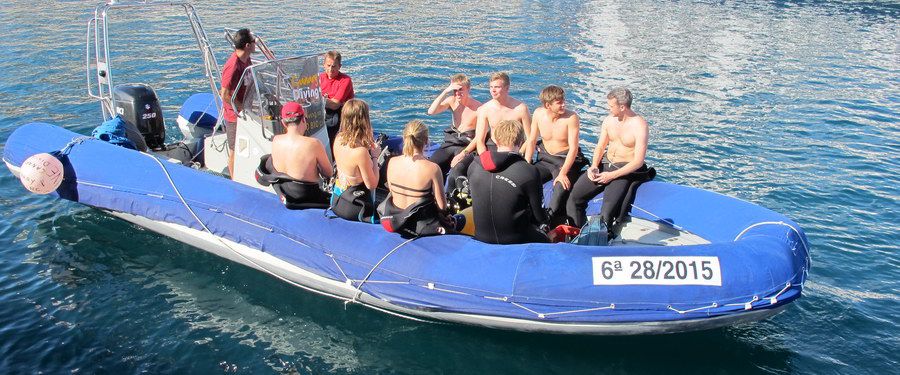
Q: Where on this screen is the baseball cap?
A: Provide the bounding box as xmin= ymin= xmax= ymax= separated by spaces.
xmin=281 ymin=101 xmax=305 ymax=121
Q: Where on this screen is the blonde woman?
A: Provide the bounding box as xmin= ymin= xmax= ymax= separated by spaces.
xmin=378 ymin=120 xmax=455 ymax=237
xmin=331 ymin=99 xmax=381 ymax=223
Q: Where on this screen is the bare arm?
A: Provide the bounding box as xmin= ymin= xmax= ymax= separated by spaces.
xmin=473 ymin=107 xmax=489 ymax=154
xmin=432 ymin=165 xmax=447 ymax=211
xmin=358 ymin=149 xmax=380 ymax=190
xmin=553 ymin=115 xmax=581 ymax=190
xmin=324 ymin=97 xmax=342 ymax=110
xmin=427 ymin=83 xmax=460 ymax=115
xmin=518 ymin=104 xmax=532 ymax=154
xmin=591 ymin=119 xmax=610 ymax=169
xmin=520 ymin=104 xmax=532 ymax=142
xmin=315 ymin=142 xmax=333 ymax=178
xmin=220 ymin=86 xmax=239 ymax=114
xmin=523 ymin=108 xmax=541 ymax=163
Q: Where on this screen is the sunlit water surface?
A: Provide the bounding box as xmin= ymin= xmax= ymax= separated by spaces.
xmin=0 ymin=0 xmax=897 ymax=373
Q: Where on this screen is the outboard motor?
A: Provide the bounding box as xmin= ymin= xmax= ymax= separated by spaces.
xmin=112 ymin=84 xmax=165 ymax=150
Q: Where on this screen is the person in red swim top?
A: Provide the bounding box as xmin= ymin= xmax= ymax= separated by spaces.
xmin=219 ymin=28 xmax=256 ymax=179
xmin=320 ymin=50 xmax=355 ymax=147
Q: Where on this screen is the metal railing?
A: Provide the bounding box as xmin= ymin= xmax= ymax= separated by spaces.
xmin=84 ymin=1 xmax=222 ymax=120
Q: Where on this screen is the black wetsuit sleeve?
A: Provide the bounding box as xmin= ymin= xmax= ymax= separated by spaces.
xmin=526 ymin=168 xmax=549 ymax=226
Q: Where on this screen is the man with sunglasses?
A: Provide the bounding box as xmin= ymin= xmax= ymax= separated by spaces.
xmin=269 ymin=102 xmax=333 ymax=205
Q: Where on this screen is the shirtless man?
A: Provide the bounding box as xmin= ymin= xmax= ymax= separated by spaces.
xmin=524 ymin=85 xmax=587 ymax=222
xmin=565 ymin=87 xmax=649 ymax=231
xmin=447 ymin=72 xmax=531 ymax=189
xmin=270 ymin=102 xmax=333 ymax=205
xmin=426 ymin=73 xmax=482 ymax=176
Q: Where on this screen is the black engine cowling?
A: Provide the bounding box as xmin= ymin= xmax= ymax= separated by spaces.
xmin=112 ymin=84 xmax=165 ymax=150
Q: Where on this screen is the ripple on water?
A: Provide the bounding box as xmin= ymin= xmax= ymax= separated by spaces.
xmin=0 ymin=0 xmax=898 ymax=373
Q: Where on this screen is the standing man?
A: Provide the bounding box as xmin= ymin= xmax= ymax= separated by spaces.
xmin=566 ymin=87 xmax=650 ymax=233
xmin=320 ymin=50 xmax=355 ymax=147
xmin=268 ymin=102 xmax=333 ymax=205
xmin=426 ymin=73 xmax=482 ymax=176
xmin=220 ymin=28 xmax=255 ymax=179
xmin=524 ymin=85 xmax=587 ymax=223
xmin=447 ymin=72 xmax=530 ymax=189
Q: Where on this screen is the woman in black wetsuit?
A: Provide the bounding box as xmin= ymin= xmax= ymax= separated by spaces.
xmin=330 ymin=99 xmax=381 ymax=223
xmin=378 ymin=120 xmax=454 ymax=238
xmin=467 ymin=119 xmax=550 ymax=244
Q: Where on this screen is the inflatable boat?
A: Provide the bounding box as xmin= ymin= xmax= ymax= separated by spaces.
xmin=1 ymin=1 xmax=809 ymax=335
xmin=3 ymin=121 xmax=810 ymax=334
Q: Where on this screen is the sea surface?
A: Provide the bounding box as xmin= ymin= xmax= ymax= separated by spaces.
xmin=0 ymin=0 xmax=897 ymax=373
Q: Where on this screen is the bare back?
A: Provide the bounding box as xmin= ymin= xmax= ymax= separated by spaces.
xmin=534 ymin=107 xmax=579 ymax=155
xmin=333 ymin=142 xmax=377 ymax=189
xmin=386 ymin=155 xmax=446 ymax=210
xmin=271 ymin=134 xmax=330 ymax=182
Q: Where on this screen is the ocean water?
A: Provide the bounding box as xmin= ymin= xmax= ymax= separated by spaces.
xmin=0 ymin=0 xmax=897 ymax=373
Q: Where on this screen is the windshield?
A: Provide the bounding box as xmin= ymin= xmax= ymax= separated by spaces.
xmin=238 ymin=54 xmax=326 ymax=139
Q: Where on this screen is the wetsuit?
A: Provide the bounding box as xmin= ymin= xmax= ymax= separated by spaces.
xmin=447 ymin=137 xmax=497 ymax=192
xmin=429 ymin=128 xmax=475 ymax=177
xmin=255 ymin=155 xmax=329 ymax=209
xmin=467 ymin=150 xmax=550 ymax=244
xmin=565 ymin=156 xmax=653 ymax=228
xmin=330 ymin=169 xmax=377 ymax=223
xmin=533 ymin=144 xmax=588 ymax=222
xmin=378 ymin=182 xmax=449 ymax=238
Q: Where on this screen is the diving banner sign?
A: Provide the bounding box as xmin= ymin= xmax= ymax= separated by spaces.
xmin=592 ymin=256 xmax=722 ymax=286
xmin=287 ymin=54 xmax=331 ymax=160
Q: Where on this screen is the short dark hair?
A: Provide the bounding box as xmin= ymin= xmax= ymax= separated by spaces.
xmin=234 ymin=28 xmax=254 ymax=50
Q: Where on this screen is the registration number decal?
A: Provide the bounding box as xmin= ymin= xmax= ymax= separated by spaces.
xmin=592 ymin=256 xmax=722 ymax=286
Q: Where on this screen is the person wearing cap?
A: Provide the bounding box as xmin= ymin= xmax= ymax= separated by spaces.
xmin=220 ymin=28 xmax=256 ymax=179
xmin=269 ymin=101 xmax=333 ymax=205
xmin=320 ymin=50 xmax=355 ymax=148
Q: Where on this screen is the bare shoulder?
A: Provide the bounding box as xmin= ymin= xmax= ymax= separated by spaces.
xmin=533 ymin=106 xmax=547 ymax=118
xmin=442 ymin=95 xmax=456 ymax=107
xmin=514 ymin=98 xmax=529 ymax=112
xmin=601 ymin=114 xmax=615 ymax=127
xmin=304 ymin=136 xmax=326 ymax=151
xmin=629 ymin=114 xmax=649 ymax=129
xmin=478 ymin=100 xmax=496 ymax=113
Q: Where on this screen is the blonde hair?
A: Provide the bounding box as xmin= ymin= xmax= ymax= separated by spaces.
xmin=539 ymin=85 xmax=565 ymax=106
xmin=402 ymin=120 xmax=429 ymax=156
xmin=336 ymin=99 xmax=374 ymax=149
xmin=489 ymin=72 xmax=510 ymax=87
xmin=450 ymin=73 xmax=471 ymax=88
xmin=325 ymin=50 xmax=342 ymax=64
xmin=493 ymin=119 xmax=525 ymax=148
